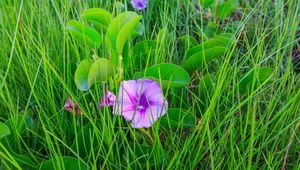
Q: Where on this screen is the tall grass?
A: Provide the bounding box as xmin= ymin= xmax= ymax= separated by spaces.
xmin=0 ymin=0 xmax=299 ymax=169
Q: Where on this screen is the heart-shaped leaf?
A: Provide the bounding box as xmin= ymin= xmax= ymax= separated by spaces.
xmin=66 ymin=20 xmax=102 ymax=48
xmin=239 ymin=67 xmax=273 ymax=94
xmin=74 ymin=59 xmax=93 ymax=91
xmin=0 ymin=122 xmax=10 ymax=139
xmin=160 ymin=108 xmax=197 ymax=128
xmin=106 ymin=12 xmax=142 ymax=65
xmin=39 ymin=156 xmax=89 ymax=170
xmin=134 ymin=64 xmax=190 ymax=88
xmin=87 ymin=58 xmax=115 ymax=88
xmin=81 ymin=8 xmax=112 ymax=29
xmin=183 ymin=33 xmax=235 ymax=72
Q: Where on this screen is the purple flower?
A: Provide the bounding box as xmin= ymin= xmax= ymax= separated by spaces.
xmin=130 ymin=0 xmax=148 ymax=10
xmin=99 ymin=91 xmax=116 ymax=107
xmin=113 ymin=79 xmax=168 ymax=128
xmin=64 ymin=97 xmax=83 ymax=115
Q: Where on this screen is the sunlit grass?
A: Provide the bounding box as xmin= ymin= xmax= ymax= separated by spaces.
xmin=0 ymin=0 xmax=299 ymax=169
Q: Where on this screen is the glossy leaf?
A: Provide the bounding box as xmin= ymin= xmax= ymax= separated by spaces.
xmin=160 ymin=108 xmax=197 ymax=128
xmin=66 ymin=20 xmax=102 ymax=47
xmin=239 ymin=67 xmax=273 ymax=94
xmin=81 ymin=8 xmax=112 ymax=28
xmin=0 ymin=122 xmax=10 ymax=139
xmin=116 ymin=15 xmax=142 ymax=54
xmin=106 ymin=12 xmax=142 ymax=65
xmin=216 ymin=0 xmax=238 ymax=20
xmin=74 ymin=59 xmax=93 ymax=91
xmin=39 ymin=156 xmax=89 ymax=170
xmin=183 ymin=33 xmax=235 ymax=72
xmin=87 ymin=58 xmax=115 ymax=87
xmin=134 ymin=63 xmax=190 ymax=88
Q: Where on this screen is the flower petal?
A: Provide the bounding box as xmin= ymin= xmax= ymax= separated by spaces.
xmin=136 ymin=79 xmax=153 ymax=96
xmin=131 ymin=111 xmax=152 ymax=128
xmin=146 ymin=104 xmax=168 ymax=124
xmin=119 ymin=80 xmax=137 ymax=104
xmin=145 ymin=81 xmax=166 ymax=105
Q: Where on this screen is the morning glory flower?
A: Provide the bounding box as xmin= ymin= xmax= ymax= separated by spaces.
xmin=99 ymin=91 xmax=116 ymax=107
xmin=113 ymin=79 xmax=168 ymax=128
xmin=130 ymin=0 xmax=149 ymax=10
xmin=64 ymin=97 xmax=83 ymax=115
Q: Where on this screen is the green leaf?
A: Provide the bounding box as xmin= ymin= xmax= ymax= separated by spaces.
xmin=156 ymin=27 xmax=169 ymax=43
xmin=183 ymin=33 xmax=235 ymax=72
xmin=198 ymin=74 xmax=215 ymax=112
xmin=133 ymin=40 xmax=157 ymax=56
xmin=39 ymin=156 xmax=89 ymax=170
xmin=216 ymin=0 xmax=238 ymax=20
xmin=0 ymin=122 xmax=10 ymax=139
xmin=87 ymin=58 xmax=115 ymax=87
xmin=134 ymin=63 xmax=190 ymax=88
xmin=5 ymin=115 xmax=32 ymax=142
xmin=116 ymin=15 xmax=142 ymax=54
xmin=106 ymin=12 xmax=142 ymax=65
xmin=81 ymin=8 xmax=112 ymax=29
xmin=1 ymin=115 xmax=41 ymax=169
xmin=66 ymin=20 xmax=102 ymax=47
xmin=132 ymin=22 xmax=145 ymax=37
xmin=125 ymin=142 xmax=167 ymax=165
xmin=200 ymin=0 xmax=214 ymax=8
xmin=179 ymin=35 xmax=198 ymax=49
xmin=204 ymin=21 xmax=217 ymax=38
xmin=198 ymin=74 xmax=214 ymax=102
xmin=71 ymin=120 xmax=102 ymax=158
xmin=160 ymin=108 xmax=196 ymax=128
xmin=74 ymin=59 xmax=93 ymax=91
xmin=133 ymin=40 xmax=157 ymax=67
xmin=239 ymin=67 xmax=273 ymax=94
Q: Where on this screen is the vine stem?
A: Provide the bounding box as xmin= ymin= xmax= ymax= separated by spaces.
xmin=139 ymin=128 xmax=154 ymax=145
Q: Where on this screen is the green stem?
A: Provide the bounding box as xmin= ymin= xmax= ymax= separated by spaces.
xmin=139 ymin=128 xmax=154 ymax=145
xmin=118 ymin=54 xmax=123 ymax=82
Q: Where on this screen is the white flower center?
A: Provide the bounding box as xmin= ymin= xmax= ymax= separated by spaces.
xmin=137 ymin=105 xmax=145 ymax=111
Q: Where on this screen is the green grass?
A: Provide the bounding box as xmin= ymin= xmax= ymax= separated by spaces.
xmin=0 ymin=0 xmax=299 ymax=169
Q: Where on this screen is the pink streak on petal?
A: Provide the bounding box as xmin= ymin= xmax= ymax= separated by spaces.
xmin=119 ymin=80 xmax=137 ymax=104
xmin=130 ymin=111 xmax=151 ymax=128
